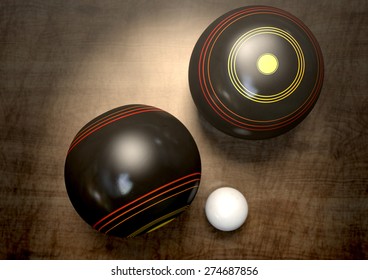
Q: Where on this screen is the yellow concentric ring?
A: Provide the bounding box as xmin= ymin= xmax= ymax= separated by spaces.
xmin=227 ymin=26 xmax=305 ymax=103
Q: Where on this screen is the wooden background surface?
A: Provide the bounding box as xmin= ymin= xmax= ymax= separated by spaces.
xmin=1 ymin=0 xmax=367 ymax=259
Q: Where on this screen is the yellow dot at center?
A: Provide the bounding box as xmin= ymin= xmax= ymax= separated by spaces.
xmin=257 ymin=53 xmax=279 ymax=75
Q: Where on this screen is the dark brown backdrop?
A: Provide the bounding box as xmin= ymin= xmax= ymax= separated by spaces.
xmin=1 ymin=0 xmax=367 ymax=259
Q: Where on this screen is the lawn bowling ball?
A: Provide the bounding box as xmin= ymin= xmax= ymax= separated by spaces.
xmin=64 ymin=104 xmax=201 ymax=238
xmin=189 ymin=6 xmax=324 ymax=139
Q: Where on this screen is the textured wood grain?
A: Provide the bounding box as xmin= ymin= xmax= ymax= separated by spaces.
xmin=0 ymin=0 xmax=367 ymax=259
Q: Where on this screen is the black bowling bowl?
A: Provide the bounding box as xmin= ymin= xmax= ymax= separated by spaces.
xmin=64 ymin=104 xmax=201 ymax=238
xmin=189 ymin=5 xmax=324 ymax=139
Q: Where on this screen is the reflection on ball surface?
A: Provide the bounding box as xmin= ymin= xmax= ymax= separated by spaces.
xmin=205 ymin=187 xmax=248 ymax=231
xmin=64 ymin=104 xmax=201 ymax=238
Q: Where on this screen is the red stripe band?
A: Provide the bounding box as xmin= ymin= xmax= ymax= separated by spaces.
xmin=93 ymin=172 xmax=201 ymax=229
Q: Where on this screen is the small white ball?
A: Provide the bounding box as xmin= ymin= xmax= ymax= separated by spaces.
xmin=205 ymin=187 xmax=248 ymax=231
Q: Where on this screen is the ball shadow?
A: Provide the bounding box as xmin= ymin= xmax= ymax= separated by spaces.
xmin=195 ymin=110 xmax=299 ymax=164
xmin=94 ymin=210 xmax=196 ymax=260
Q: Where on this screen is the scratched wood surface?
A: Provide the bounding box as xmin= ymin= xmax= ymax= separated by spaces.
xmin=1 ymin=0 xmax=367 ymax=259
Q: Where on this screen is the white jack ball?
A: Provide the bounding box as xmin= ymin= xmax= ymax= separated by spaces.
xmin=205 ymin=187 xmax=248 ymax=231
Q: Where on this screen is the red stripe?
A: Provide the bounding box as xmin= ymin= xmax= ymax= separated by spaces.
xmin=198 ymin=8 xmax=256 ymax=127
xmin=73 ymin=105 xmax=145 ymax=142
xmin=98 ymin=178 xmax=200 ymax=232
xmin=92 ymin=172 xmax=201 ymax=229
xmin=198 ymin=8 xmax=277 ymax=128
xmin=67 ymin=107 xmax=162 ymax=154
